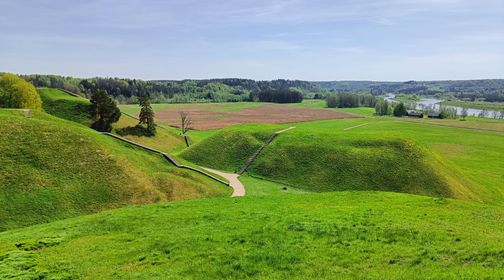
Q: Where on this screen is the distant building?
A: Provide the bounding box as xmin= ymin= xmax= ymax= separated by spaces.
xmin=428 ymin=113 xmax=442 ymax=119
xmin=407 ymin=111 xmax=423 ymax=118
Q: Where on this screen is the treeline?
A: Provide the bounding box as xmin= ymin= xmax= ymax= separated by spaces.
xmin=314 ymin=79 xmax=504 ymax=102
xmin=22 ymin=74 xmax=318 ymax=104
xmin=251 ymin=89 xmax=303 ymax=103
xmin=326 ymin=93 xmax=376 ymax=108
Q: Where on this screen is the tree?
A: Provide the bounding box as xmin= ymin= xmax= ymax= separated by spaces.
xmin=138 ymin=95 xmax=156 ymax=135
xmin=179 ymin=111 xmax=192 ymax=146
xmin=0 ymin=73 xmax=42 ymax=110
xmin=460 ymin=107 xmax=468 ymax=120
xmin=375 ymin=99 xmax=389 ymax=116
xmin=393 ymin=102 xmax=407 ymax=117
xmin=326 ymin=95 xmax=339 ymax=108
xmin=89 ymin=90 xmax=121 ymax=132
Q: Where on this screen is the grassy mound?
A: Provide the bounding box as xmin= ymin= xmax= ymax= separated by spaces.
xmin=180 ymin=125 xmax=277 ymax=172
xmin=180 ymin=125 xmax=458 ymax=198
xmin=250 ymin=133 xmax=454 ymax=197
xmin=0 ymin=110 xmax=229 ymax=231
xmin=0 ymin=192 xmax=503 ymax=279
xmin=38 ymin=88 xmax=91 ymax=125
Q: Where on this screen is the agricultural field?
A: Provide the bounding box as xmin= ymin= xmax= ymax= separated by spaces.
xmin=119 ymin=102 xmax=360 ymax=130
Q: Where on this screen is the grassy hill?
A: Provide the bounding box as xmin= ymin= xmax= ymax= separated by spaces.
xmin=0 ymin=109 xmax=230 ymax=231
xmin=38 ymin=88 xmax=91 ymax=125
xmin=180 ymin=124 xmax=277 ymax=172
xmin=1 ymin=191 xmax=503 ymax=279
xmin=181 ymin=116 xmax=504 ymax=203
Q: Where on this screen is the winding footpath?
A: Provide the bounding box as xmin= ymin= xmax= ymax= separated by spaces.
xmin=201 ymin=168 xmax=246 ymax=197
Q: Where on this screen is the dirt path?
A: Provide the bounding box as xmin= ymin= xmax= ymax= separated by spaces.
xmin=343 ymin=122 xmax=370 ymax=131
xmin=201 ymin=168 xmax=245 ymax=197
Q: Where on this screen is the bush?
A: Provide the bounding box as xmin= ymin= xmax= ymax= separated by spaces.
xmin=0 ymin=73 xmax=42 ymax=110
xmin=393 ymin=102 xmax=407 ymax=117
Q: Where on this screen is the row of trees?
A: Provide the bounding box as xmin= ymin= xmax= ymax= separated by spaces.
xmin=22 ymin=74 xmax=319 ymax=104
xmin=0 ymin=73 xmax=42 ymax=110
xmin=253 ymin=89 xmax=303 ymax=103
xmin=326 ymin=93 xmax=377 ymax=108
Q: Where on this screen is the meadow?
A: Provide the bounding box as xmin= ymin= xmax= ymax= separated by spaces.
xmin=1 ymin=90 xmax=503 ymax=279
xmin=1 ymin=192 xmax=503 ymax=279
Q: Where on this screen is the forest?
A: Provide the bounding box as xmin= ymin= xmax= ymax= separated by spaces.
xmin=20 ymin=74 xmax=504 ymax=104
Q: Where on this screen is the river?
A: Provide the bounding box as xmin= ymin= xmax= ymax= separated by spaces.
xmin=384 ymin=94 xmax=501 ymax=119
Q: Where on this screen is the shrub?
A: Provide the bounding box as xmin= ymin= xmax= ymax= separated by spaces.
xmin=0 ymin=73 xmax=42 ymax=110
xmin=393 ymin=102 xmax=407 ymax=117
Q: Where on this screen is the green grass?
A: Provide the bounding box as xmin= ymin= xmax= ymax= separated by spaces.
xmin=179 ymin=124 xmax=279 ymax=172
xmin=239 ymin=175 xmax=307 ymax=196
xmin=181 ymin=114 xmax=504 ymax=204
xmin=0 ymin=192 xmax=503 ymax=279
xmin=37 ymin=88 xmax=92 ymax=125
xmin=0 ymin=109 xmax=230 ymax=231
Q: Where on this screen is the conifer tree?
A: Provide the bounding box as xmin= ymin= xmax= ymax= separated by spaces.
xmin=138 ymin=95 xmax=156 ymax=135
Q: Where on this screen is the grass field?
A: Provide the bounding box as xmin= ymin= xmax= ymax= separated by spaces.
xmin=1 ymin=192 xmax=503 ymax=279
xmin=0 ymin=109 xmax=230 ymax=231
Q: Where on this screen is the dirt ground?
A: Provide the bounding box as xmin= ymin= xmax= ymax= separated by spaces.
xmin=156 ymin=104 xmax=360 ymax=130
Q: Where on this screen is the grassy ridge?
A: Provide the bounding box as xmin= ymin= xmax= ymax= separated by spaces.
xmin=38 ymin=88 xmax=91 ymax=125
xmin=180 ymin=124 xmax=278 ymax=172
xmin=0 ymin=192 xmax=503 ymax=279
xmin=0 ymin=110 xmax=230 ymax=231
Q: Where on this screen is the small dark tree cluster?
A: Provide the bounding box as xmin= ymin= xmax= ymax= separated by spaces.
xmin=393 ymin=102 xmax=408 ymax=117
xmin=326 ymin=93 xmax=376 ymax=108
xmin=89 ymin=90 xmax=121 ymax=132
xmin=255 ymin=89 xmax=303 ymax=103
xmin=138 ymin=96 xmax=156 ymax=135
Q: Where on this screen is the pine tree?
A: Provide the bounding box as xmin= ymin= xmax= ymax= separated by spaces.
xmin=138 ymin=95 xmax=156 ymax=135
xmin=89 ymin=90 xmax=121 ymax=132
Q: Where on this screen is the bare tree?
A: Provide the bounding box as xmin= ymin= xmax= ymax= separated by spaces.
xmin=179 ymin=111 xmax=192 ymax=146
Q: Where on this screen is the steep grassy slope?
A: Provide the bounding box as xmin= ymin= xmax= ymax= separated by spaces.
xmin=38 ymin=88 xmax=91 ymax=125
xmin=1 ymin=192 xmax=503 ymax=279
xmin=180 ymin=125 xmax=277 ymax=172
xmin=0 ymin=110 xmax=229 ymax=231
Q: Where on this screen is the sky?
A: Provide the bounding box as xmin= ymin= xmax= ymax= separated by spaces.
xmin=0 ymin=0 xmax=503 ymax=81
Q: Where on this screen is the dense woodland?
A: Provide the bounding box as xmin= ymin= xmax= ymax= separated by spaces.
xmin=19 ymin=74 xmax=504 ymax=104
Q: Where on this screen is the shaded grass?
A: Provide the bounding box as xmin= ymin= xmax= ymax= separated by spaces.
xmin=0 ymin=192 xmax=503 ymax=279
xmin=37 ymin=88 xmax=91 ymax=125
xmin=0 ymin=110 xmax=230 ymax=231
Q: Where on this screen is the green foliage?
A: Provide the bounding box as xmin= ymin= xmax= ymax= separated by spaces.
xmin=89 ymin=90 xmax=121 ymax=132
xmin=326 ymin=93 xmax=376 ymax=108
xmin=138 ymin=95 xmax=156 ymax=135
xmin=393 ymin=102 xmax=407 ymax=117
xmin=0 ymin=73 xmax=42 ymax=110
xmin=0 ymin=192 xmax=503 ymax=279
xmin=0 ymin=110 xmax=229 ymax=231
xmin=375 ymin=99 xmax=390 ymax=115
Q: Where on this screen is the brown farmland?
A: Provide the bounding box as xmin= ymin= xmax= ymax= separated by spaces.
xmin=156 ymin=104 xmax=360 ymax=130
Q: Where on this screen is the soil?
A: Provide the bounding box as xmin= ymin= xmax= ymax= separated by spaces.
xmin=156 ymin=104 xmax=360 ymax=130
